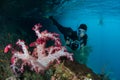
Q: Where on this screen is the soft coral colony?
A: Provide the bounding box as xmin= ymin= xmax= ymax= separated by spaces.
xmin=4 ymin=23 xmax=73 ymax=75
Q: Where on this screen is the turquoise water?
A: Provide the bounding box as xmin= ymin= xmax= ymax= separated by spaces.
xmin=52 ymin=0 xmax=120 ymax=80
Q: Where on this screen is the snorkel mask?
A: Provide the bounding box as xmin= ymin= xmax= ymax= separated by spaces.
xmin=77 ymin=24 xmax=87 ymax=40
xmin=77 ymin=28 xmax=86 ymax=40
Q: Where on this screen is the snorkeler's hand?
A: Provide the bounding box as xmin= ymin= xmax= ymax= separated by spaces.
xmin=49 ymin=16 xmax=54 ymax=19
xmin=49 ymin=16 xmax=56 ymax=25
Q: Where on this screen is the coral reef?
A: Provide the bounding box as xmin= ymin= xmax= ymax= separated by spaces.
xmin=4 ymin=23 xmax=73 ymax=76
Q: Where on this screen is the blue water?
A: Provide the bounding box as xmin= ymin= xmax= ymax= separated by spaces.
xmin=52 ymin=0 xmax=120 ymax=80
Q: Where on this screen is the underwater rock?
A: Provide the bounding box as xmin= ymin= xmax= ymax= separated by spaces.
xmin=50 ymin=60 xmax=101 ymax=80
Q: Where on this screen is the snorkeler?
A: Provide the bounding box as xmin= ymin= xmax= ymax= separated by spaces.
xmin=49 ymin=16 xmax=88 ymax=50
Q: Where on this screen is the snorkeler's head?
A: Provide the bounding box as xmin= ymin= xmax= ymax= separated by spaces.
xmin=77 ymin=24 xmax=87 ymax=38
xmin=78 ymin=24 xmax=87 ymax=31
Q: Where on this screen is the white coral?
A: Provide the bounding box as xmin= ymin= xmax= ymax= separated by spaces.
xmin=8 ymin=23 xmax=73 ymax=73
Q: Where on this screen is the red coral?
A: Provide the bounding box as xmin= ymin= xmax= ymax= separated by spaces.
xmin=4 ymin=44 xmax=12 ymax=53
xmin=4 ymin=23 xmax=73 ymax=74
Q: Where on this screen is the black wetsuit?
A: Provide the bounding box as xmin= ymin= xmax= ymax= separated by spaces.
xmin=50 ymin=17 xmax=87 ymax=50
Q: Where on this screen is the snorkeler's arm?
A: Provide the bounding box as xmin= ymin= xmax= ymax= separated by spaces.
xmin=49 ymin=16 xmax=70 ymax=34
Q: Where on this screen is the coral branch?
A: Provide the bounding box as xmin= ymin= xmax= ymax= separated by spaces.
xmin=4 ymin=44 xmax=12 ymax=53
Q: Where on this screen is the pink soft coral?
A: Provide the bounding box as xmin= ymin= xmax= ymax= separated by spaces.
xmin=4 ymin=23 xmax=73 ymax=74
